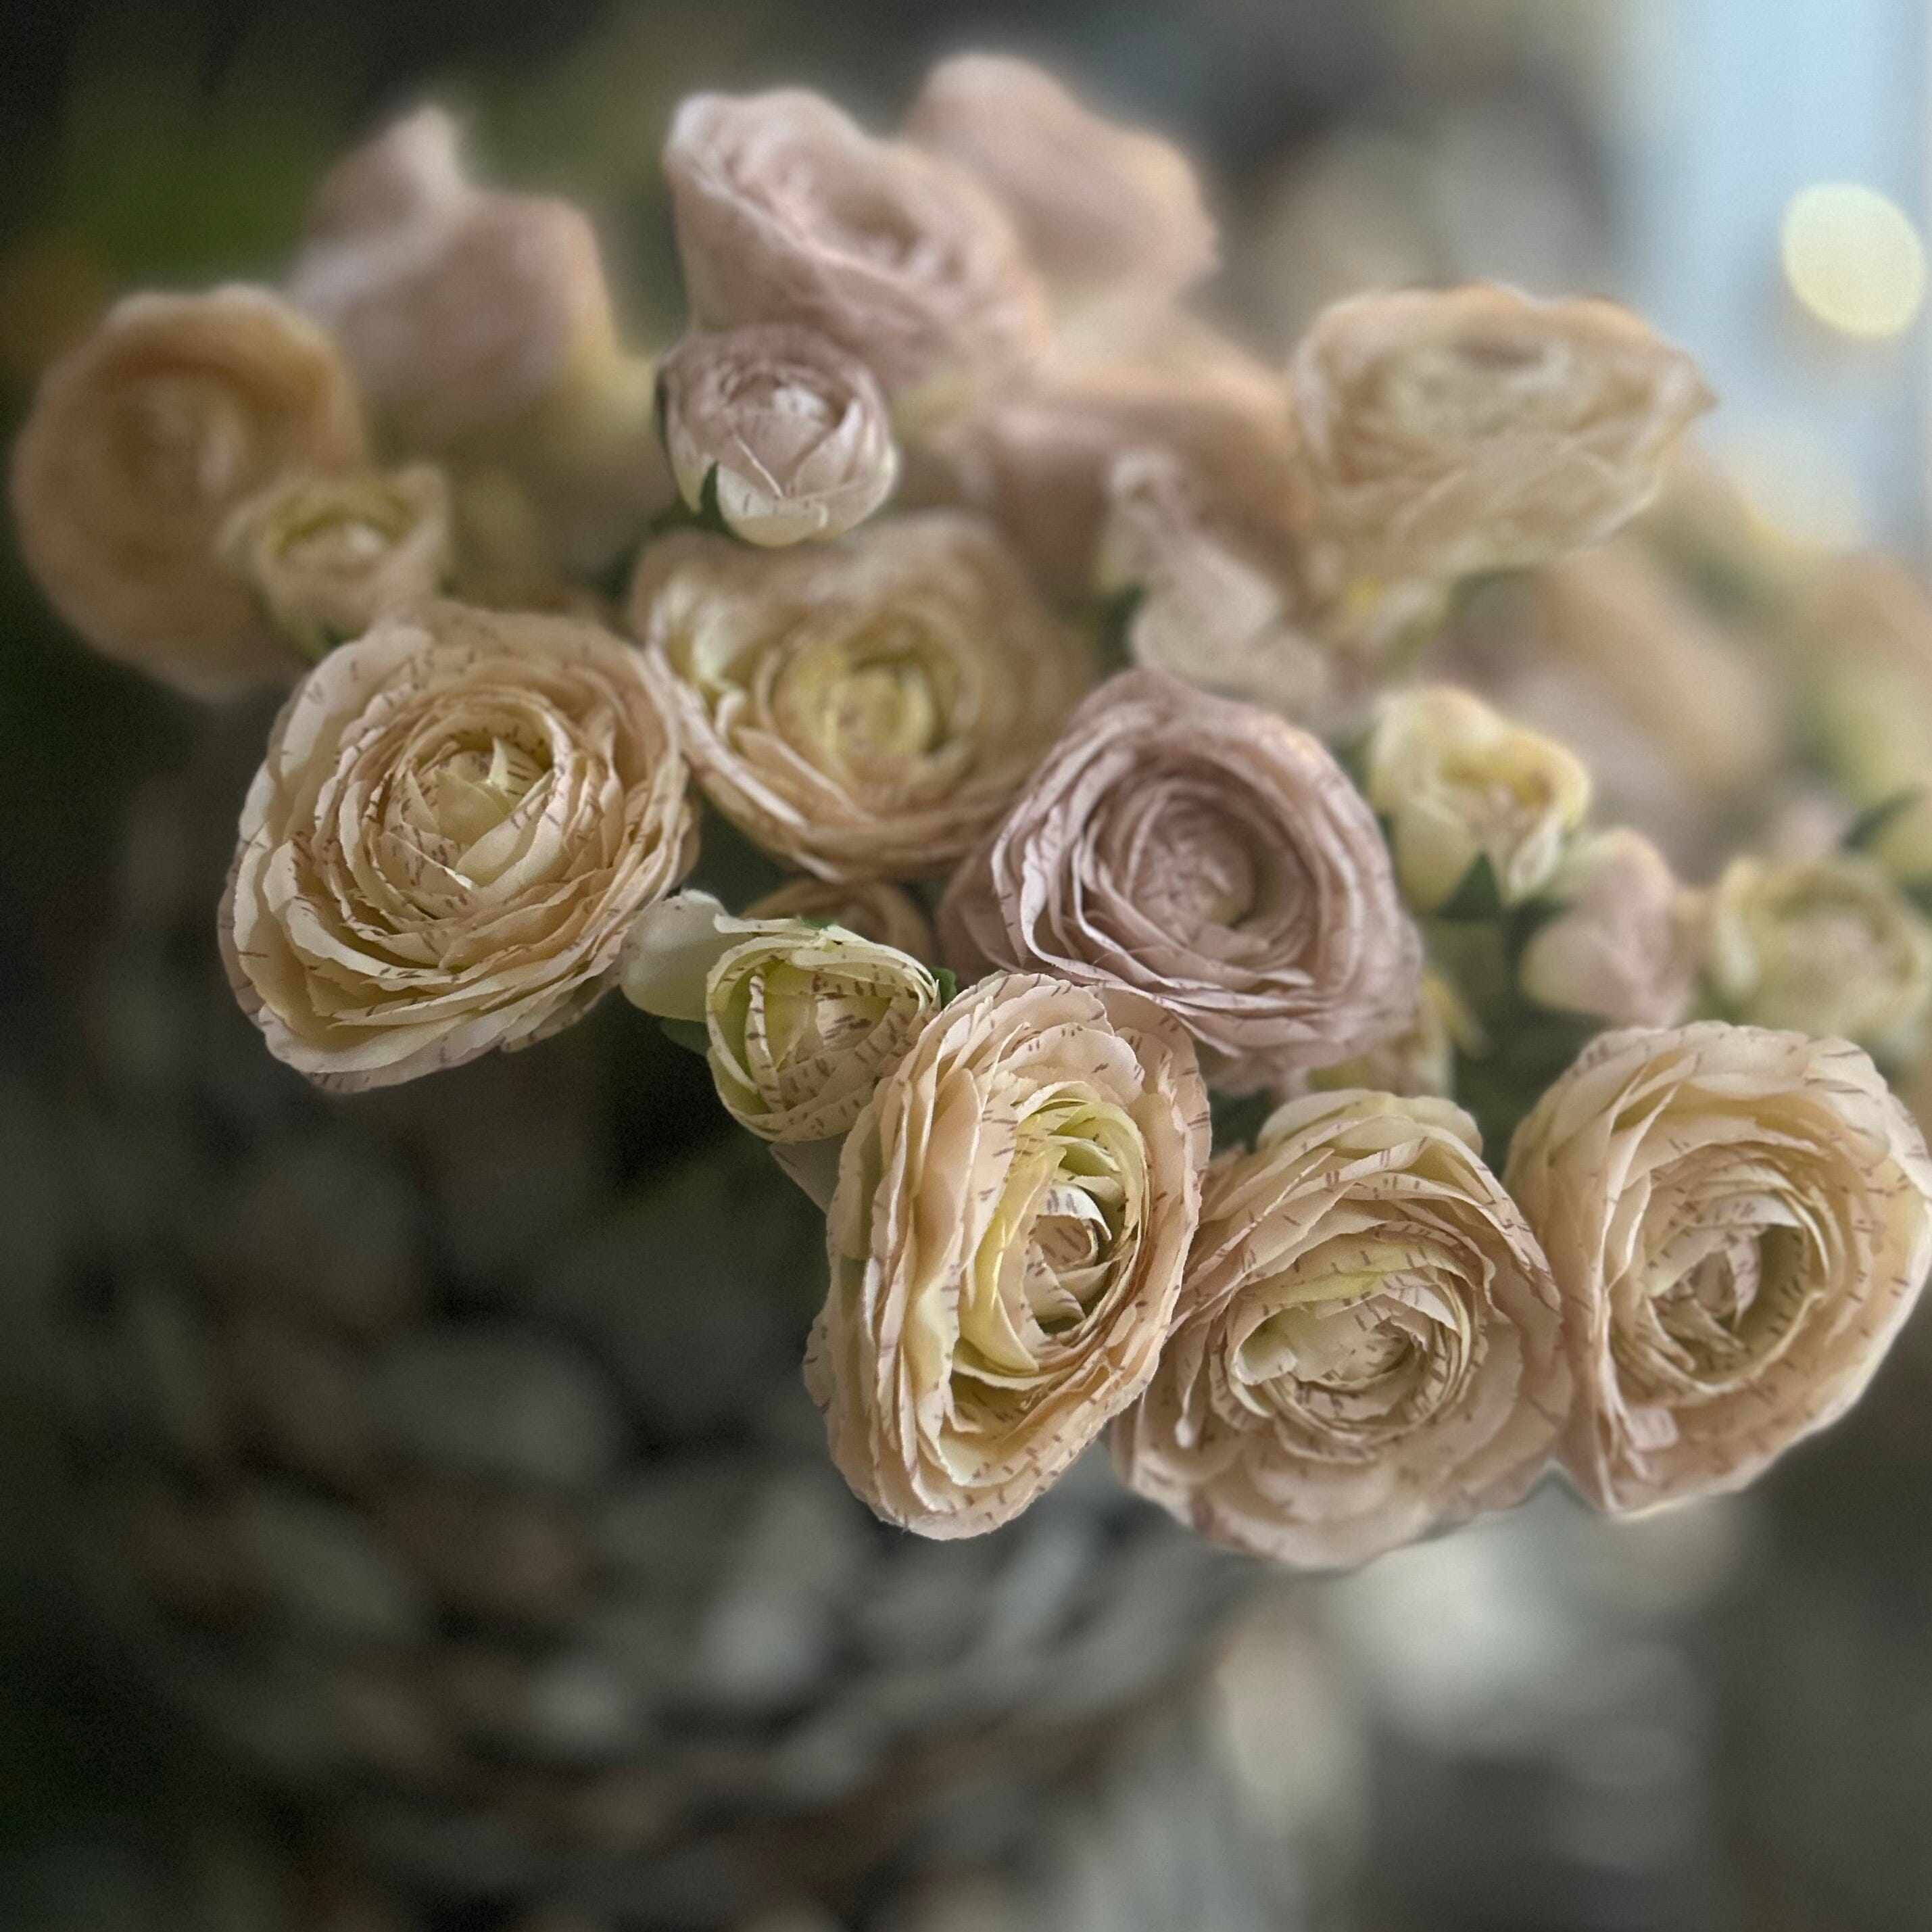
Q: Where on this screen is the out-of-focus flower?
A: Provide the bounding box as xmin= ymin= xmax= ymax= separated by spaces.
xmin=1366 ymin=685 xmax=1591 ymax=913
xmin=902 ymin=53 xmax=1215 ymax=304
xmin=1505 ymin=1022 xmax=1932 ymax=1512
xmin=221 ymin=600 xmax=696 ymax=1090
xmin=1098 ymin=448 xmax=1349 ymax=725
xmin=806 ymin=971 xmax=1209 ymax=1537
xmin=1116 ymin=1090 xmax=1566 ymax=1568
xmin=629 ymin=513 xmax=1092 ymax=883
xmin=1290 ymin=285 xmax=1712 ymax=583
xmin=706 ymin=923 xmax=941 ymax=1142
xmin=1526 ymin=544 xmax=1783 ymax=815
xmin=1806 ymin=554 xmax=1932 ymax=885
xmin=940 ymin=671 xmax=1420 ymax=1092
xmin=1303 ymin=969 xmax=1477 ymax=1098
xmin=291 ymin=106 xmax=619 ymax=450
xmin=10 ymin=285 xmax=366 ymax=697
xmin=907 ymin=326 xmax=1298 ymax=600
xmin=220 ymin=463 xmax=452 ymax=657
xmin=1520 ymin=829 xmax=1704 ymax=1028
xmin=745 ymin=876 xmax=938 ymax=963
xmin=1705 ymin=852 xmax=1932 ymax=1053
xmin=662 ymin=89 xmax=1050 ymax=406
xmin=658 ymin=324 xmax=897 ymax=545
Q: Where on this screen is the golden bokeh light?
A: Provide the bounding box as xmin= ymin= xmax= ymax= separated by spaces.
xmin=1779 ymin=182 xmax=1927 ymax=339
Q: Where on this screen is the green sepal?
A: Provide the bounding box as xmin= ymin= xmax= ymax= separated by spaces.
xmin=934 ymin=967 xmax=959 ymax=1006
xmin=1845 ymin=788 xmax=1925 ymax=853
xmin=660 ymin=1017 xmax=712 ymax=1057
xmin=1209 ymin=1089 xmax=1276 ymax=1155
xmin=1433 ymin=852 xmax=1506 ymax=922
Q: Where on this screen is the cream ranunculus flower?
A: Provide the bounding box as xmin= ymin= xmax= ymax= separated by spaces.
xmin=221 ymin=600 xmax=696 ymax=1090
xmin=1115 ymin=1090 xmax=1567 ymax=1567
xmin=1705 ymin=852 xmax=1932 ymax=1054
xmin=657 ymin=324 xmax=898 ymax=546
xmin=291 ymin=107 xmax=618 ymax=451
xmin=1505 ymin=1022 xmax=1932 ymax=1513
xmin=902 ymin=53 xmax=1216 ymax=305
xmin=10 ymin=285 xmax=367 ymax=698
xmin=746 ymin=876 xmax=937 ymax=963
xmin=805 ymin=971 xmax=1209 ymax=1537
xmin=938 ymin=670 xmax=1422 ymax=1092
xmin=629 ymin=512 xmax=1094 ymax=883
xmin=219 ymin=463 xmax=452 ymax=658
xmin=662 ymin=89 xmax=1051 ymax=405
xmin=1290 ymin=285 xmax=1712 ymax=583
xmin=1366 ymin=685 xmax=1592 ymax=913
xmin=1520 ymin=828 xmax=1704 ymax=1029
xmin=706 ymin=923 xmax=942 ymax=1142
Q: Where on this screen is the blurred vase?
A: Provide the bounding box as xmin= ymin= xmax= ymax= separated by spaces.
xmin=42 ymin=710 xmax=1261 ymax=1931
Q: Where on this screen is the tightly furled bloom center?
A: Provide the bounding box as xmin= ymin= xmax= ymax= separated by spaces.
xmin=1116 ymin=1091 xmax=1566 ymax=1568
xmin=1506 ymin=1022 xmax=1932 ymax=1512
xmin=807 ymin=971 xmax=1207 ymax=1537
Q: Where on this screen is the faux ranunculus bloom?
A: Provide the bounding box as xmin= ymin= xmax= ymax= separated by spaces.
xmin=903 ymin=53 xmax=1215 ymax=304
xmin=221 ymin=600 xmax=696 ymax=1090
xmin=291 ymin=108 xmax=618 ymax=450
xmin=629 ymin=513 xmax=1093 ymax=883
xmin=746 ymin=876 xmax=938 ymax=963
xmin=805 ymin=971 xmax=1209 ymax=1537
xmin=907 ymin=324 xmax=1299 ymax=600
xmin=1705 ymin=853 xmax=1932 ymax=1055
xmin=1115 ymin=1091 xmax=1566 ymax=1567
xmin=1520 ymin=829 xmax=1704 ymax=1030
xmin=939 ymin=671 xmax=1421 ymax=1092
xmin=706 ymin=923 xmax=942 ymax=1142
xmin=220 ymin=463 xmax=452 ymax=658
xmin=662 ymin=89 xmax=1050 ymax=405
xmin=1366 ymin=685 xmax=1591 ymax=913
xmin=1290 ymin=285 xmax=1712 ymax=583
xmin=657 ymin=324 xmax=897 ymax=545
xmin=1505 ymin=1022 xmax=1932 ymax=1513
xmin=10 ymin=285 xmax=367 ymax=698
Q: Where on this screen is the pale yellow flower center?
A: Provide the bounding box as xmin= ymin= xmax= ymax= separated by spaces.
xmin=1614 ymin=1144 xmax=1825 ymax=1399
xmin=954 ymin=1092 xmax=1144 ymax=1388
xmin=419 ymin=729 xmax=552 ymax=869
xmin=1227 ymin=1232 xmax=1475 ymax=1446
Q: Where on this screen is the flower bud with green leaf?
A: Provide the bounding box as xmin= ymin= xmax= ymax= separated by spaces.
xmin=1366 ymin=685 xmax=1591 ymax=915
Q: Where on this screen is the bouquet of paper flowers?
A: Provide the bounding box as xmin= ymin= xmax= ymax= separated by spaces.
xmin=18 ymin=51 xmax=1932 ymax=1596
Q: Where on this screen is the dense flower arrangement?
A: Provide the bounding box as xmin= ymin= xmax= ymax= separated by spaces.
xmin=17 ymin=57 xmax=1932 ymax=1568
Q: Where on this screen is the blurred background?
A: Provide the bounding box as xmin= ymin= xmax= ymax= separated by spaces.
xmin=4 ymin=1 xmax=1932 ymax=1929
